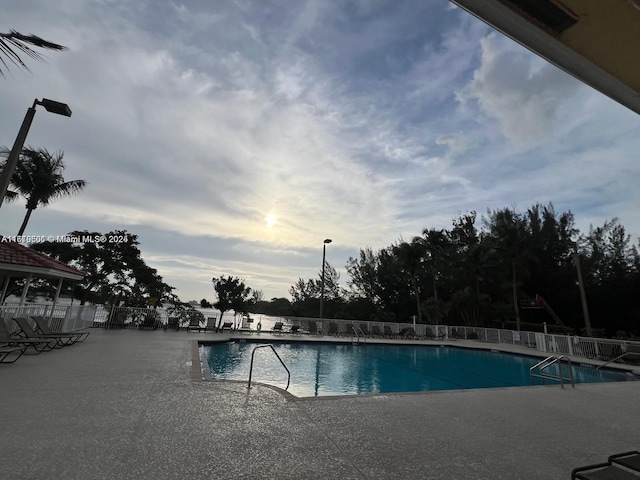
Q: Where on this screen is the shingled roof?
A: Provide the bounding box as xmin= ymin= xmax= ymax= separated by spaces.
xmin=0 ymin=238 xmax=85 ymax=280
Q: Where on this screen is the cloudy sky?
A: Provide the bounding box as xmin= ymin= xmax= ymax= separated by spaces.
xmin=1 ymin=0 xmax=639 ymax=302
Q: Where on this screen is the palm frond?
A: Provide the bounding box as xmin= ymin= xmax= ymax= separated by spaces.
xmin=3 ymin=190 xmax=19 ymax=202
xmin=0 ymin=30 xmax=67 ymax=76
xmin=42 ymin=179 xmax=88 ymax=205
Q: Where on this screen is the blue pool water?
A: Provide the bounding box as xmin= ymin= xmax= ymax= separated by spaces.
xmin=202 ymin=341 xmax=635 ymax=397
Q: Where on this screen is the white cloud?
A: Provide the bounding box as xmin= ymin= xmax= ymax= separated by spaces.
xmin=456 ymin=33 xmax=581 ymax=148
xmin=436 ymin=133 xmax=468 ymax=157
xmin=2 ymin=1 xmax=639 ymax=303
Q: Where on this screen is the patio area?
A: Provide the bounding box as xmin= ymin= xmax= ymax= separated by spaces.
xmin=1 ymin=328 xmax=639 ymax=479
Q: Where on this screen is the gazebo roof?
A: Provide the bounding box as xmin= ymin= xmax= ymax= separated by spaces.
xmin=0 ymin=238 xmax=85 ymax=281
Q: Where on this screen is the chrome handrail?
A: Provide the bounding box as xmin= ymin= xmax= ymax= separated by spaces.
xmin=354 ymin=326 xmax=367 ymax=344
xmin=247 ymin=344 xmax=291 ymax=390
xmin=530 ymin=354 xmax=575 ymax=388
xmin=530 ymin=355 xmax=556 ymax=372
xmin=351 ymin=326 xmax=367 ymax=344
xmin=596 ymin=346 xmax=640 ymax=370
xmin=358 ymin=327 xmax=367 ymax=342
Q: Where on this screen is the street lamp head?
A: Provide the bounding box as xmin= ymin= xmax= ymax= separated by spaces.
xmin=38 ymin=98 xmax=72 ymax=117
xmin=324 ymin=238 xmax=332 ymax=244
xmin=0 ymin=97 xmax=72 ymax=209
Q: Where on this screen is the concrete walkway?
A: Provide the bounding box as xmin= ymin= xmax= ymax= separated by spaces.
xmin=1 ymin=328 xmax=639 ymax=479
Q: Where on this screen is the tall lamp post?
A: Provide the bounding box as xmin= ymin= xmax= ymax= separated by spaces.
xmin=0 ymin=98 xmax=72 ymax=209
xmin=574 ymin=252 xmax=593 ymax=336
xmin=319 ymin=238 xmax=332 ymax=319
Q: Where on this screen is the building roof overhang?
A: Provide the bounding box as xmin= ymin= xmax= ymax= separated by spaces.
xmin=451 ymin=0 xmax=640 ymax=116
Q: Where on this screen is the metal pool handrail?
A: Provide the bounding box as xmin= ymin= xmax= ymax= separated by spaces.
xmin=530 ymin=354 xmax=575 ymax=388
xmin=596 ymin=345 xmax=640 ymax=370
xmin=352 ymin=326 xmax=366 ymax=344
xmin=247 ymin=344 xmax=291 ymax=391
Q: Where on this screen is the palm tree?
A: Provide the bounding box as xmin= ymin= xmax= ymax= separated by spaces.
xmin=0 ymin=30 xmax=66 ymax=76
xmin=0 ymin=146 xmax=86 ymax=235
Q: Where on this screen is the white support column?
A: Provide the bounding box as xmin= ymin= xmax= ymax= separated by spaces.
xmin=50 ymin=278 xmax=63 ymax=321
xmin=19 ymin=273 xmax=33 ymax=306
xmin=567 ymin=335 xmax=574 ymax=356
xmin=0 ymin=275 xmax=10 ymax=304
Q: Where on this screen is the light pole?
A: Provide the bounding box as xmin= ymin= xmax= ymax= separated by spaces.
xmin=574 ymin=252 xmax=593 ymax=336
xmin=319 ymin=238 xmax=332 ymax=319
xmin=0 ymin=98 xmax=72 ymax=209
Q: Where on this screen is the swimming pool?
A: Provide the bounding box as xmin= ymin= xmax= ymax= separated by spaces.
xmin=201 ymin=340 xmax=635 ymax=397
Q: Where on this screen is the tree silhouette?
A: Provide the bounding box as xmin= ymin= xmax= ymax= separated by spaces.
xmin=31 ymin=230 xmax=175 ymax=306
xmin=212 ymin=276 xmax=252 ymax=330
xmin=0 ymin=146 xmax=86 ymax=235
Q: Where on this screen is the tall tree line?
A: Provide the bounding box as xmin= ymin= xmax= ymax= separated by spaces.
xmin=264 ymin=203 xmax=639 ymax=337
xmin=344 ymin=203 xmax=639 ymax=336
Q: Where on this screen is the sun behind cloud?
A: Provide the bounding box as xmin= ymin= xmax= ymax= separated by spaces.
xmin=264 ymin=214 xmax=277 ymax=227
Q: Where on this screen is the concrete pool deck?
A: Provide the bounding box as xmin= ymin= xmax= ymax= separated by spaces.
xmin=1 ymin=328 xmax=639 ymax=479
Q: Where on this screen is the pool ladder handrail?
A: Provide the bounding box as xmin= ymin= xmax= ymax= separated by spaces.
xmin=596 ymin=349 xmax=640 ymax=370
xmin=352 ymin=326 xmax=366 ymax=345
xmin=529 ymin=354 xmax=575 ymax=388
xmin=247 ymin=344 xmax=291 ymax=391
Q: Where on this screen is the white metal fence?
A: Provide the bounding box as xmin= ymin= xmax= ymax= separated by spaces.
xmin=2 ymin=303 xmax=638 ymax=363
xmin=281 ymin=316 xmax=640 ymax=363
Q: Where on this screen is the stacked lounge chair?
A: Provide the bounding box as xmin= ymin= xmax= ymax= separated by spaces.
xmin=307 ymin=321 xmax=318 ymax=335
xmin=138 ymin=314 xmax=159 ymax=330
xmin=358 ymin=324 xmax=370 ymax=337
xmin=383 ymin=326 xmax=396 ymax=338
xmin=32 ymin=316 xmax=89 ymax=343
xmin=204 ymin=317 xmax=217 ymax=332
xmin=598 ymin=343 xmax=620 ymax=361
xmin=328 ymin=322 xmax=338 ymax=336
xmin=0 ymin=318 xmax=57 ymax=353
xmin=106 ymin=311 xmax=127 ymax=329
xmin=287 ymin=324 xmax=300 ymax=334
xmin=371 ymin=325 xmax=384 ymax=338
xmin=187 ymin=317 xmax=203 ymax=332
xmin=164 ymin=317 xmax=180 ymax=331
xmin=221 ymin=321 xmax=233 ymax=332
xmin=341 ymin=323 xmax=354 ymax=337
xmin=13 ymin=317 xmax=75 ymax=348
xmin=572 ymin=451 xmax=640 ymax=479
xmin=399 ymin=327 xmax=418 ymax=340
xmin=0 ymin=345 xmax=26 ymax=363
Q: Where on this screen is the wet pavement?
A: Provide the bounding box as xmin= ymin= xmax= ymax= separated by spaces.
xmin=1 ymin=328 xmax=639 ymax=479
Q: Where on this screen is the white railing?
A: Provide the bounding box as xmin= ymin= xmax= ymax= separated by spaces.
xmin=3 ymin=303 xmax=639 ymax=365
xmin=0 ymin=303 xmax=97 ymax=334
xmin=90 ymin=306 xmax=240 ymax=330
xmin=281 ymin=315 xmax=640 ymax=363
